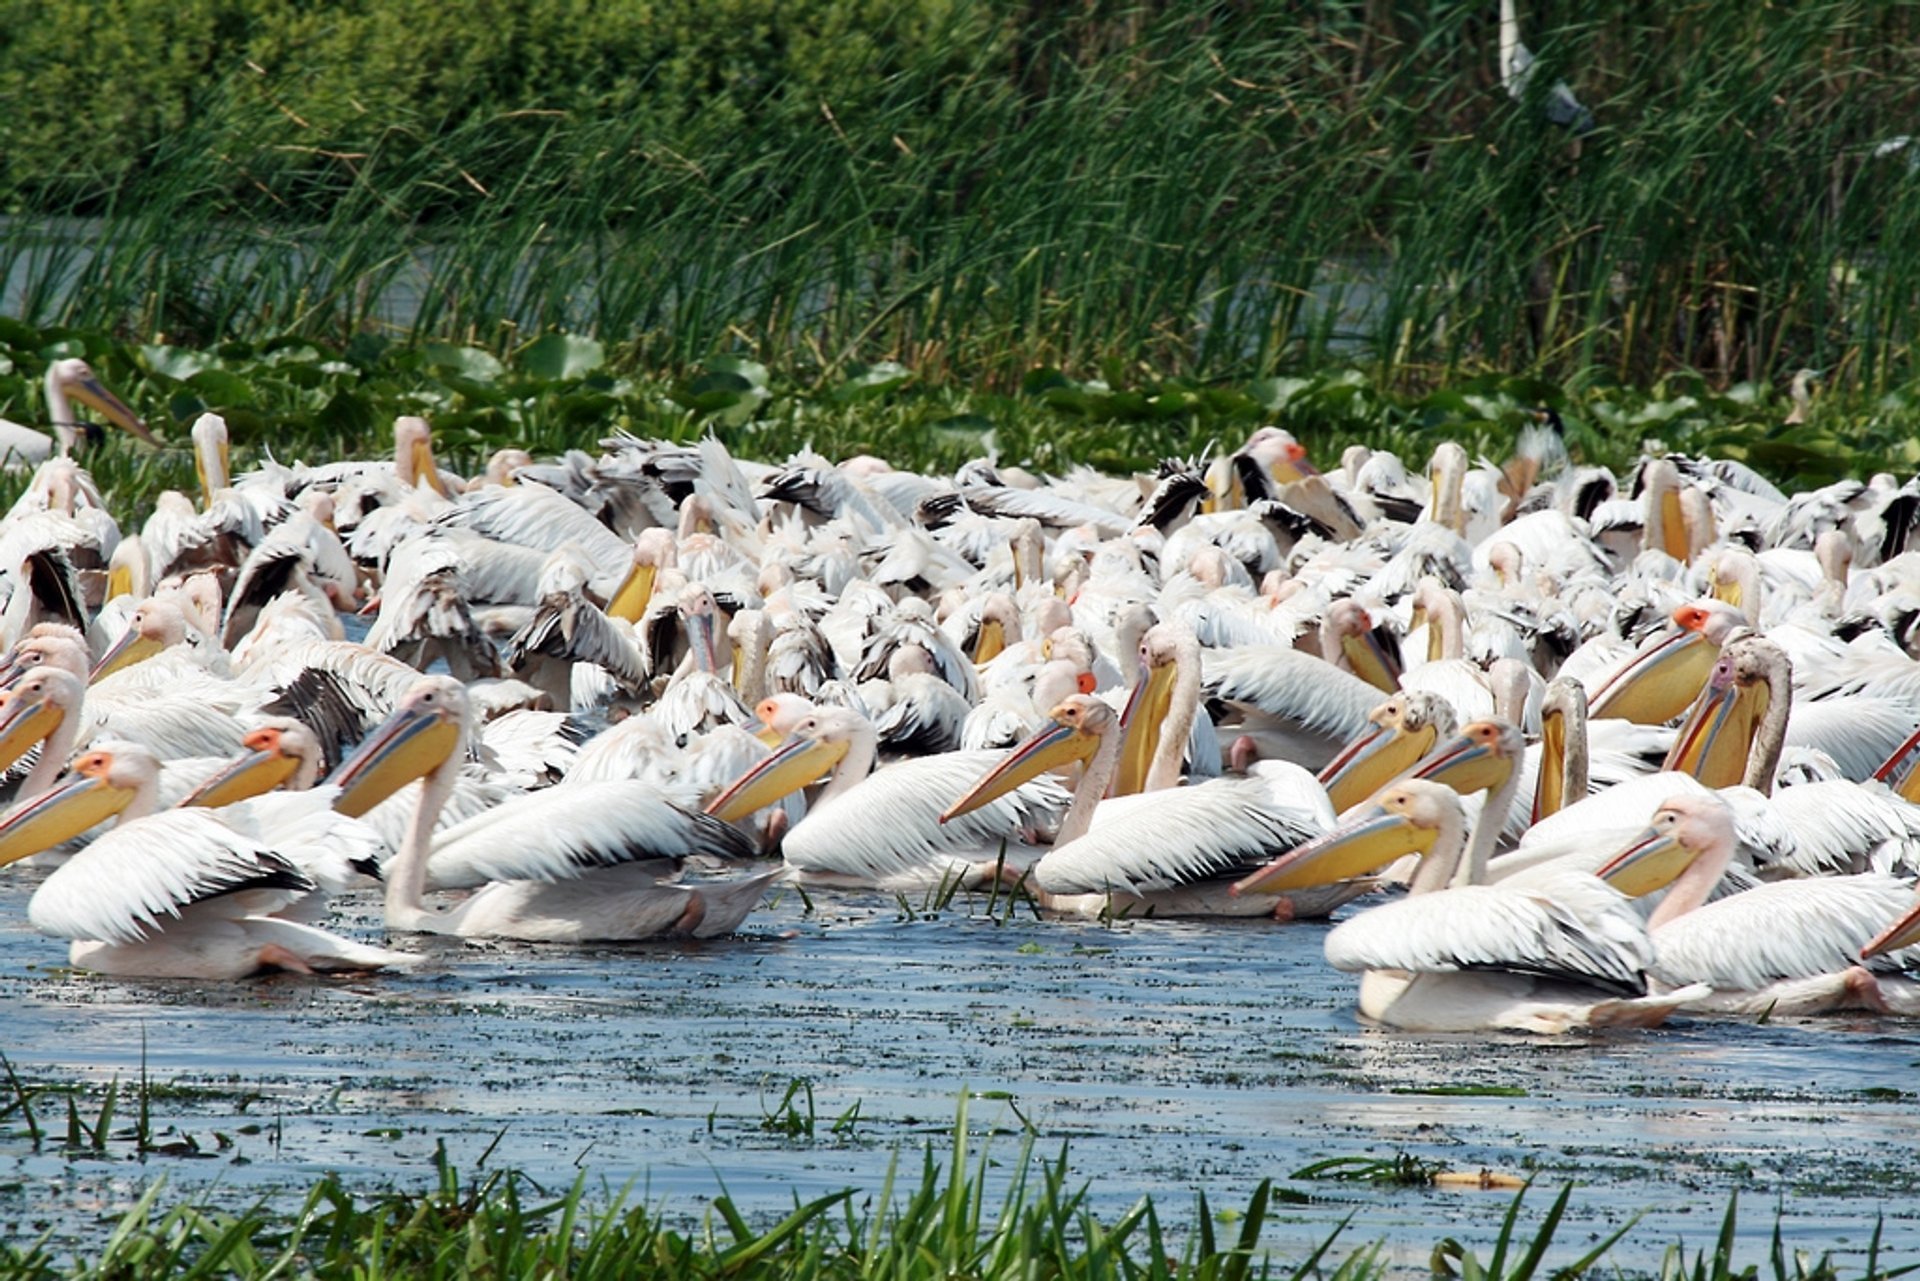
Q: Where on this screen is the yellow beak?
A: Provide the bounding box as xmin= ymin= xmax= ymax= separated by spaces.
xmin=1340 ymin=627 xmax=1402 ymax=695
xmin=0 ymin=774 xmax=134 ymax=867
xmin=179 ymin=748 xmax=299 ymax=809
xmin=90 ymin=628 xmax=164 ymax=681
xmin=412 ymin=437 xmax=452 ymax=497
xmin=194 ymin=436 xmax=232 ymax=511
xmin=1409 ymin=730 xmax=1512 ymax=797
xmin=606 ymin=562 xmax=658 ymax=625
xmin=0 ymin=693 xmax=62 ymax=774
xmin=66 ymin=374 xmax=158 ymax=447
xmin=1319 ymin=717 xmax=1436 ymax=815
xmin=1875 ymin=725 xmax=1920 ymax=804
xmin=1112 ymin=657 xmax=1177 ymax=797
xmin=327 ymin=705 xmax=461 ymax=817
xmin=706 ymin=733 xmax=849 ymax=822
xmin=1594 ymin=825 xmax=1699 ymax=898
xmin=1862 ymin=899 xmax=1920 ymax=961
xmin=1588 ymin=627 xmax=1717 ymax=725
xmin=1532 ymin=709 xmax=1569 ymax=823
xmin=973 ymin=617 xmax=1007 ymax=667
xmin=942 ymin=718 xmax=1099 ymax=824
xmin=1662 ymin=660 xmax=1763 ymax=789
xmin=1232 ymin=803 xmax=1434 ymax=895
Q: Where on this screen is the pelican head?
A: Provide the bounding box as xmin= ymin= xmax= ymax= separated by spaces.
xmin=1239 ymin=426 xmax=1318 ymax=485
xmin=0 ymin=624 xmax=89 ymax=688
xmin=1319 ymin=691 xmax=1457 ymax=813
xmin=394 ymin=416 xmax=452 ymax=497
xmin=91 ymin=598 xmax=194 ymax=681
xmin=973 ymin=594 xmax=1019 ymax=666
xmin=1594 ymin=794 xmax=1734 ymax=897
xmin=678 ymin=584 xmax=724 ymax=674
xmin=1323 ymin=598 xmax=1401 ymax=693
xmin=1661 ymin=636 xmax=1789 ymax=789
xmin=608 ymin=528 xmax=678 ymax=624
xmin=1407 ymin=718 xmax=1523 ymax=798
xmin=0 ymin=743 xmax=152 ymax=867
xmin=1587 ymin=599 xmax=1744 ymax=725
xmin=754 ymin=693 xmax=816 ymax=747
xmin=941 ymin=694 xmax=1115 ymax=825
xmin=328 ymin=676 xmax=467 ymax=817
xmin=47 ymin=358 xmax=157 ymax=450
xmin=1232 ymin=779 xmax=1456 ymax=895
xmin=190 ymin=412 xmax=232 ymax=508
xmin=181 ymin=718 xmax=323 ymax=808
xmin=484 ymin=447 xmax=533 ymax=487
xmin=706 ymin=706 xmax=869 ymax=822
xmin=0 ymin=667 xmax=82 ymax=773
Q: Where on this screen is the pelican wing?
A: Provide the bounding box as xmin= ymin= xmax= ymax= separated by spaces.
xmin=1040 ymin=778 xmax=1322 ymax=895
xmin=1760 ymin=781 xmax=1920 ymax=879
xmin=424 ymin=780 xmax=755 ymax=890
xmin=1203 ymin=646 xmax=1382 ymax=743
xmin=29 ymin=811 xmax=313 ymax=945
xmin=782 ymin=752 xmax=1070 ymax=885
xmin=1784 ymin=696 xmax=1918 ymax=783
xmin=435 ymin=484 xmax=629 ymax=584
xmin=1323 ymin=874 xmax=1653 ymax=996
xmin=1651 ymin=875 xmax=1920 ymax=990
xmin=506 ymin=593 xmax=647 ymax=691
xmin=953 ymin=485 xmax=1134 ymax=536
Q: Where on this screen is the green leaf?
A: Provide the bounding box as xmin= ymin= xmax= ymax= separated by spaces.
xmin=423 ymin=343 xmax=505 ymax=383
xmin=141 ymin=345 xmax=213 ymax=382
xmin=520 ymin=333 xmax=606 ymax=381
xmin=706 ymin=355 xmax=768 ymax=389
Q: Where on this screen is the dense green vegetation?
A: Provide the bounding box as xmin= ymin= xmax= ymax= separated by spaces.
xmin=2 ymin=318 xmax=1913 ymax=534
xmin=7 ymin=2 xmax=1920 ymax=397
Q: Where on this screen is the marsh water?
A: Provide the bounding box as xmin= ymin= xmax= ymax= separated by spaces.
xmin=4 ymin=863 xmax=1920 ymax=1271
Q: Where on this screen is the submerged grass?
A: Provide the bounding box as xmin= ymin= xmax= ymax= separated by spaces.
xmin=2 ymin=1096 xmax=1913 ymax=1281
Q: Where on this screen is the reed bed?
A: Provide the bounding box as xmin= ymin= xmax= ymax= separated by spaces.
xmin=7 ymin=2 xmax=1920 ymax=397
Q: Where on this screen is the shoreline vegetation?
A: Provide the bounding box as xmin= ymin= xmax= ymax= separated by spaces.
xmin=3 ymin=1088 xmax=1910 ymax=1281
xmin=7 ymin=3 xmax=1920 ymax=396
xmin=2 ymin=322 xmax=1915 ymax=534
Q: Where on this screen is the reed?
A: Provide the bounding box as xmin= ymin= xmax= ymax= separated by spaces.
xmin=7 ymin=3 xmax=1920 ymax=399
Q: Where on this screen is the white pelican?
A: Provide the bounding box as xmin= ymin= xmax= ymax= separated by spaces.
xmin=941 ymin=695 xmax=1334 ymax=918
xmin=706 ymin=705 xmax=1069 ymax=889
xmin=0 ymin=359 xmax=156 ymax=468
xmin=1597 ymin=794 xmax=1920 ymax=1015
xmin=0 ymin=745 xmax=416 ymax=979
xmin=329 ymin=676 xmax=775 ymax=941
xmin=1232 ymin=779 xmax=1701 ymax=1033
xmin=1316 ymin=690 xmax=1458 ymax=814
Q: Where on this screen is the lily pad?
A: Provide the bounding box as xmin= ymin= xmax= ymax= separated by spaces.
xmin=521 ymin=333 xmax=606 ymax=381
xmin=423 ymin=343 xmax=505 ymax=383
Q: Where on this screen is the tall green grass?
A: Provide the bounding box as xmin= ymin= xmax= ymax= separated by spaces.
xmin=7 ymin=2 xmax=1920 ymax=396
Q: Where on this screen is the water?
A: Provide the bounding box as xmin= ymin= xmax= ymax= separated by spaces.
xmin=4 ymin=862 xmax=1919 ymax=1270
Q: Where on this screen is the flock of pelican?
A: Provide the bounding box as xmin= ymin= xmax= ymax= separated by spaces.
xmin=6 ymin=356 xmax=1920 ymax=1036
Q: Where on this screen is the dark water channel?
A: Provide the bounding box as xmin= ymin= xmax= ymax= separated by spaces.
xmin=4 ymin=863 xmax=1920 ymax=1271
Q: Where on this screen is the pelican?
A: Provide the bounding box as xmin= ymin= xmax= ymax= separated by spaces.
xmin=941 ymin=695 xmax=1334 ymax=918
xmin=1598 ymin=795 xmax=1920 ymax=1015
xmin=0 ymin=745 xmax=416 ymax=979
xmin=0 ymin=359 xmax=157 ymax=468
xmin=1232 ymin=779 xmax=1701 ymax=1033
xmin=329 ymin=676 xmax=776 ymax=941
xmin=1316 ymin=691 xmax=1458 ymax=814
xmin=705 ymin=705 xmax=1069 ymax=889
